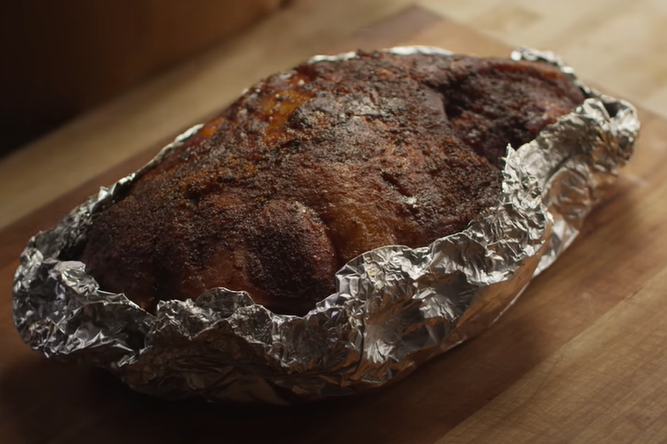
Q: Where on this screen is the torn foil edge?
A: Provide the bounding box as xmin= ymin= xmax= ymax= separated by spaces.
xmin=12 ymin=47 xmax=639 ymax=404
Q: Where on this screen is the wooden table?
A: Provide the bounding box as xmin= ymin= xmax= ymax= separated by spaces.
xmin=2 ymin=7 xmax=667 ymax=444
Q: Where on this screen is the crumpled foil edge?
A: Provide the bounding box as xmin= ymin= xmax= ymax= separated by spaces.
xmin=12 ymin=46 xmax=639 ymax=404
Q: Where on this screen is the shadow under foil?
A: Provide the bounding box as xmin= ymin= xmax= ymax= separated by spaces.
xmin=0 ymin=356 xmax=348 ymax=444
xmin=0 ymin=311 xmax=545 ymax=444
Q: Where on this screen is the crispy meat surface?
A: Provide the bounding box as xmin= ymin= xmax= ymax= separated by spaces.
xmin=78 ymin=51 xmax=584 ymax=315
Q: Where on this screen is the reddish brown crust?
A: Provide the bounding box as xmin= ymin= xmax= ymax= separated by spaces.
xmin=78 ymin=51 xmax=584 ymax=315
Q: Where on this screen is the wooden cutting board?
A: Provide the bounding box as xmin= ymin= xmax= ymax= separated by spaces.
xmin=2 ymin=6 xmax=667 ymax=444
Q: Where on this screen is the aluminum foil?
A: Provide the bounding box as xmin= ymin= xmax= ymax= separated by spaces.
xmin=12 ymin=47 xmax=640 ymax=404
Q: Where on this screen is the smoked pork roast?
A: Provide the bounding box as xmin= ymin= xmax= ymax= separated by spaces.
xmin=77 ymin=50 xmax=585 ymax=315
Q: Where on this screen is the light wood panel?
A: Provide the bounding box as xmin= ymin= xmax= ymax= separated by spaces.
xmin=420 ymin=0 xmax=667 ymax=116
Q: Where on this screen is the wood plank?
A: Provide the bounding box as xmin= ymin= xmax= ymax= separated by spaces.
xmin=440 ymin=267 xmax=667 ymax=444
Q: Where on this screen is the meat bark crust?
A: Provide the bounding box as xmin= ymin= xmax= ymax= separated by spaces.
xmin=78 ymin=50 xmax=585 ymax=315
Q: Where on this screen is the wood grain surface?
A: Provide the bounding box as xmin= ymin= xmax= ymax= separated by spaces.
xmin=2 ymin=6 xmax=667 ymax=444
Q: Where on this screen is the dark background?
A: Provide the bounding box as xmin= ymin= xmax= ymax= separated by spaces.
xmin=0 ymin=0 xmax=287 ymax=157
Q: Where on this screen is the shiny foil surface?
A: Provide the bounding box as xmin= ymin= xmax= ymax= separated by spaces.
xmin=12 ymin=47 xmax=640 ymax=404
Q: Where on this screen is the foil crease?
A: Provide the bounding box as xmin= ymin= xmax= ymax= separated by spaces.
xmin=12 ymin=47 xmax=639 ymax=404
